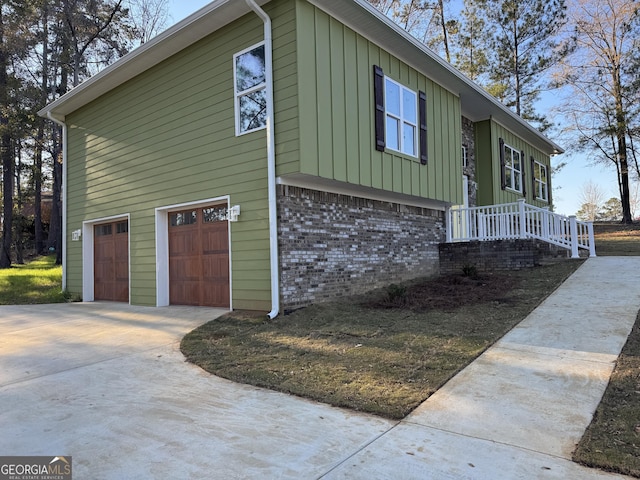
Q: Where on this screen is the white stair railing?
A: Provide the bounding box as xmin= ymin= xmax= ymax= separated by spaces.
xmin=446 ymin=199 xmax=596 ymax=258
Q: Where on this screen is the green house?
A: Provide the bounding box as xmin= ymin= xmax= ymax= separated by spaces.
xmin=39 ymin=0 xmax=563 ymax=316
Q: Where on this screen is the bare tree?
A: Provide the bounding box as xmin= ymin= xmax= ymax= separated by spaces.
xmin=126 ymin=0 xmax=169 ymax=46
xmin=576 ymin=180 xmax=606 ymax=221
xmin=556 ymin=0 xmax=639 ymax=223
xmin=366 ymin=0 xmax=454 ymax=60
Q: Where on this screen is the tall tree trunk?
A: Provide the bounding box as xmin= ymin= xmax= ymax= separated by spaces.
xmin=613 ymin=65 xmax=633 ymax=223
xmin=437 ymin=0 xmax=451 ymax=62
xmin=0 ymin=4 xmax=12 ymax=269
xmin=34 ymin=3 xmax=49 ymax=255
xmin=512 ymin=13 xmax=521 ymax=117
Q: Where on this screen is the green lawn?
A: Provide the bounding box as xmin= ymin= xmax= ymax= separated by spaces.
xmin=0 ymin=255 xmax=70 ymax=305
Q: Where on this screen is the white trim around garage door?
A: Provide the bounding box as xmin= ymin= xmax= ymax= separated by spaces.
xmin=155 ymin=196 xmax=232 ymax=307
xmin=82 ymin=213 xmax=131 ymax=303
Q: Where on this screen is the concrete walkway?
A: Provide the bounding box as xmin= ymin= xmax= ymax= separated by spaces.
xmin=1 ymin=257 xmax=638 ymax=479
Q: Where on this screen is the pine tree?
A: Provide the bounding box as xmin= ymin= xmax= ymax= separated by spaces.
xmin=483 ymin=0 xmax=569 ymax=129
xmin=453 ymin=0 xmax=489 ymax=81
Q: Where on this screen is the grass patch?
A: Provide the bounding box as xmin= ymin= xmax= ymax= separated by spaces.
xmin=574 ymin=311 xmax=640 ymax=478
xmin=0 ymin=255 xmax=71 ymax=305
xmin=594 ymin=222 xmax=640 ymax=256
xmin=182 ymin=260 xmax=582 ymax=420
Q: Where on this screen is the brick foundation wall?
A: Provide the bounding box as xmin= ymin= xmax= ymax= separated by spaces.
xmin=438 ymin=239 xmax=569 ymax=275
xmin=277 ymin=185 xmax=445 ymax=310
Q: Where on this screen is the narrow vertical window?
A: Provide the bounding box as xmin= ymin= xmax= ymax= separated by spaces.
xmin=534 ymin=160 xmax=549 ymax=201
xmin=503 ymin=142 xmax=523 ymax=193
xmin=234 ymin=43 xmax=266 ymax=135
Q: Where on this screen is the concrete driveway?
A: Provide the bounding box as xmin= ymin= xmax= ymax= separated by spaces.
xmin=0 ymin=303 xmax=394 ymax=479
xmin=1 ymin=257 xmax=637 ymax=479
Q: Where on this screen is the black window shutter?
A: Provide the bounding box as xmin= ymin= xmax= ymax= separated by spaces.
xmin=419 ymin=91 xmax=427 ymax=165
xmin=521 ymin=150 xmax=526 ymax=197
xmin=499 ymin=138 xmax=506 ymax=190
xmin=530 ymin=156 xmax=536 ymax=198
xmin=373 ymin=65 xmax=385 ymax=152
xmin=548 ymin=167 xmax=553 ymax=205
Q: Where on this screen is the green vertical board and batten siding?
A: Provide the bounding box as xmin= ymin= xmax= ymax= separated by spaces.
xmin=65 ymin=0 xmax=298 ymax=309
xmin=295 ymin=0 xmax=463 ymax=205
xmin=475 ymin=119 xmax=552 ymax=208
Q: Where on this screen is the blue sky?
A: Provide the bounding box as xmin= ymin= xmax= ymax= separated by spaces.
xmin=167 ymin=0 xmax=624 ymax=217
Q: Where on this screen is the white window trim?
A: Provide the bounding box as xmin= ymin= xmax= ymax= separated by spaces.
xmin=82 ymin=213 xmax=131 ymax=303
xmin=155 ymin=196 xmax=232 ymax=308
xmin=462 ymin=145 xmax=468 ymax=168
xmin=384 ymin=76 xmax=418 ymax=157
xmin=233 ymin=42 xmax=266 ymax=137
xmin=535 ymin=160 xmax=549 ymax=202
xmin=504 ymin=143 xmax=523 ymax=193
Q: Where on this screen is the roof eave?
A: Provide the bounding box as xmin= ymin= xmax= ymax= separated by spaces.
xmin=38 ymin=0 xmax=269 ymax=119
xmin=39 ymin=0 xmax=563 ymax=156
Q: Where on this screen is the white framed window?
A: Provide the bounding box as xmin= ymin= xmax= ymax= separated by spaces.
xmin=504 ymin=143 xmax=522 ymax=193
xmin=384 ymin=77 xmax=417 ymax=157
xmin=462 ymin=145 xmax=468 ymax=168
xmin=234 ymin=42 xmax=266 ymax=136
xmin=534 ymin=160 xmax=548 ymax=201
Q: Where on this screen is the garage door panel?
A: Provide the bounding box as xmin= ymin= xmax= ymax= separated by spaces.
xmin=202 ymin=284 xmax=230 ymax=307
xmin=169 ymin=230 xmax=199 ymax=256
xmin=202 ymin=223 xmax=228 ymax=253
xmin=170 ymin=282 xmax=202 ymax=305
xmin=203 ymin=254 xmax=229 ymax=278
xmin=169 ymin=257 xmax=202 ymax=282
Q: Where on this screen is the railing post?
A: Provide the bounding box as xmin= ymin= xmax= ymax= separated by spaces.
xmin=445 ymin=205 xmax=452 ymax=243
xmin=588 ymin=221 xmax=597 ymax=257
xmin=569 ymin=215 xmax=579 ymax=258
xmin=518 ymin=199 xmax=527 ymax=239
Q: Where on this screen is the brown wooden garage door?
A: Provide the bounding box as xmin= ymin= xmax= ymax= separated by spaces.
xmin=94 ymin=220 xmax=129 ymax=302
xmin=168 ymin=205 xmax=230 ymax=307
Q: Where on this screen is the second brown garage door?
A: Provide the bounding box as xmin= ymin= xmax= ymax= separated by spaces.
xmin=168 ymin=205 xmax=230 ymax=307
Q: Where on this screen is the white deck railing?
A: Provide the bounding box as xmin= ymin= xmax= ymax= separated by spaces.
xmin=446 ymin=199 xmax=596 ymax=258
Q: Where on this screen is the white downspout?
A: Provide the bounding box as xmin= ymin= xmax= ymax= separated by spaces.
xmin=46 ymin=112 xmax=68 ymax=292
xmin=245 ymin=0 xmax=279 ymax=319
